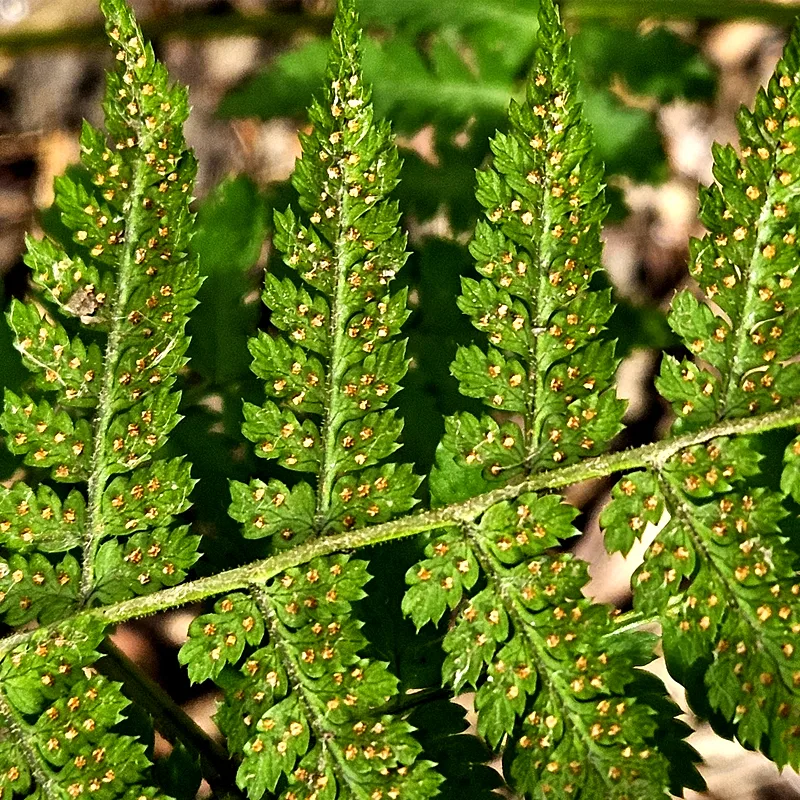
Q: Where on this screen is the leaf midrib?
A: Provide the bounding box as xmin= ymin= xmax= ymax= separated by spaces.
xmin=79 ymin=148 xmax=150 ymax=603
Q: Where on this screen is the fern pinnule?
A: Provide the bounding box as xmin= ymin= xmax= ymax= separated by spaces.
xmin=182 ymin=3 xmax=441 ymax=799
xmin=782 ymin=434 xmax=800 ymax=502
xmin=602 ymin=23 xmax=800 ymax=770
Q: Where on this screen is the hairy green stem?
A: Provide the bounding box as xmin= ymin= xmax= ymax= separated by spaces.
xmin=98 ymin=639 xmax=244 ymax=798
xmin=0 ymin=403 xmax=798 ymax=656
xmin=2 ymin=1 xmax=798 ymax=55
xmin=315 ymin=117 xmax=355 ymax=525
xmin=526 ymin=163 xmax=551 ymax=458
xmin=80 ymin=156 xmax=149 ymax=602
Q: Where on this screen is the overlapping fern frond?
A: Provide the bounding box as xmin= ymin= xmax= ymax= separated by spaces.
xmin=402 ymin=2 xmax=696 ymax=797
xmin=0 ymin=618 xmax=174 ymax=800
xmin=0 ymin=0 xmax=199 ymax=616
xmin=448 ymin=0 xmax=624 ymax=477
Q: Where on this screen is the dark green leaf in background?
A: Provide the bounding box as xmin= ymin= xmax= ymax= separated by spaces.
xmin=189 ymin=176 xmax=268 ymax=386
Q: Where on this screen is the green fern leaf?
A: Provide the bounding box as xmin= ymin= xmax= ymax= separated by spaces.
xmin=602 ymin=22 xmax=800 ymax=770
xmin=233 ymin=0 xmax=418 ymax=543
xmin=0 ymin=617 xmax=168 ymax=800
xmin=0 ymin=553 xmax=81 ymax=626
xmin=406 ymin=699 xmax=504 ymax=800
xmin=2 ymin=391 xmax=93 ymax=482
xmin=605 ymin=437 xmax=800 ymax=766
xmin=599 ymin=472 xmax=664 ymax=557
xmin=0 ymin=0 xmax=200 ymax=615
xmin=403 ymin=1 xmax=696 ymax=796
xmin=4 ymin=0 xmax=797 ymax=795
xmin=0 ymin=483 xmax=85 ymax=553
xmin=441 ymin=0 xmax=625 ymax=482
xmin=0 ymin=0 xmax=201 ymax=796
xmin=179 ymin=3 xmax=441 ymax=799
xmin=180 ymin=593 xmax=266 ymax=684
xmin=782 ymin=435 xmax=800 ymax=502
xmin=181 ymin=556 xmax=441 ymax=800
xmin=406 ymin=493 xmax=679 ymax=797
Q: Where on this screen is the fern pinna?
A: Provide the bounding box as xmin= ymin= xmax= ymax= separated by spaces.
xmin=1 ymin=2 xmax=199 ymax=611
xmin=0 ymin=0 xmax=198 ymax=796
xmin=602 ymin=23 xmax=800 ymax=771
xmin=402 ymin=2 xmax=700 ymax=798
xmin=179 ymin=3 xmax=440 ymax=800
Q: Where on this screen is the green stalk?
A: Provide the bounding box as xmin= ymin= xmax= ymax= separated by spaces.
xmin=80 ymin=160 xmax=149 ymax=602
xmin=0 ymin=402 xmax=797 ymax=655
xmin=315 ymin=140 xmax=354 ymax=524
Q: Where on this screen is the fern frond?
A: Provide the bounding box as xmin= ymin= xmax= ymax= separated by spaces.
xmin=604 ymin=438 xmax=800 ymax=767
xmin=402 ymin=1 xmax=694 ymax=797
xmin=404 ymin=489 xmax=685 ymax=797
xmin=602 ymin=23 xmax=800 ymax=770
xmin=180 ymin=556 xmax=442 ymax=800
xmin=180 ymin=3 xmax=440 ymax=798
xmin=231 ymin=0 xmax=417 ymax=549
xmin=406 ymin=699 xmax=503 ymax=800
xmin=6 ymin=0 xmax=800 ymax=794
xmin=0 ymin=0 xmax=200 ymax=617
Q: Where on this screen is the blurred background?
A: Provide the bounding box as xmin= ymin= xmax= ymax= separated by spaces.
xmin=2 ymin=0 xmax=800 ymax=797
